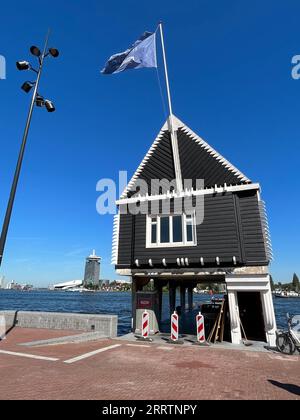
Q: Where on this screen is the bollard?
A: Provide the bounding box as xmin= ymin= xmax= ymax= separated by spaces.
xmin=167 ymin=311 xmax=184 ymax=344
xmin=135 ymin=310 xmax=152 ymax=342
xmin=196 ymin=312 xmax=205 ymax=343
xmin=142 ymin=310 xmax=150 ymax=339
xmin=171 ymin=311 xmax=179 ymax=341
xmin=194 ymin=311 xmax=209 ymax=346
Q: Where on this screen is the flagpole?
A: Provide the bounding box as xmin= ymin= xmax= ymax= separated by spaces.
xmin=159 ymin=23 xmax=174 ymax=125
xmin=158 ymin=22 xmax=183 ymax=192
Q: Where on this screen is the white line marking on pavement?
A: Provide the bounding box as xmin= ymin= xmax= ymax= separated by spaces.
xmin=64 ymin=344 xmax=122 ymax=364
xmin=157 ymin=346 xmax=174 ymax=350
xmin=245 ymin=352 xmax=259 ymax=358
xmin=0 ymin=349 xmax=59 ymax=361
xmin=268 ymin=354 xmax=298 ymax=362
xmin=126 ymin=344 xmax=151 ymax=348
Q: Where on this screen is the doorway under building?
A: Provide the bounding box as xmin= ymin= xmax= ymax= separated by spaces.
xmin=237 ymin=291 xmax=266 ymax=342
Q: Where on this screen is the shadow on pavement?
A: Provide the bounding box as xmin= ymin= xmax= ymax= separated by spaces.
xmin=0 ymin=311 xmax=18 ymax=341
xmin=268 ymin=379 xmax=300 ymax=396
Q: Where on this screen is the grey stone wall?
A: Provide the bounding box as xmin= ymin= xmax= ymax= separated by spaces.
xmin=0 ymin=311 xmax=117 ymax=337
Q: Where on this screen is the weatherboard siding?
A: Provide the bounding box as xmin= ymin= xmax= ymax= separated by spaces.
xmin=238 ymin=191 xmax=268 ymax=263
xmin=126 ymin=127 xmax=250 ymax=199
xmin=116 ymin=117 xmax=269 ymax=269
xmin=116 ymin=191 xmax=268 ymax=268
xmin=118 ymin=214 xmax=134 ymax=266
xmin=127 ymin=131 xmax=175 ymax=197
xmin=177 ymin=128 xmax=246 ymax=188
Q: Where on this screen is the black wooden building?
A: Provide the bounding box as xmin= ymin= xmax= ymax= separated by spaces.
xmin=112 ymin=116 xmax=276 ymax=345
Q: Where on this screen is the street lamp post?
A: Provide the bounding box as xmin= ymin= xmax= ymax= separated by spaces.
xmin=0 ymin=32 xmax=59 ymax=267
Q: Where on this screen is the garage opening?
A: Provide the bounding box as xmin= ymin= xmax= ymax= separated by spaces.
xmin=237 ymin=292 xmax=266 ymax=342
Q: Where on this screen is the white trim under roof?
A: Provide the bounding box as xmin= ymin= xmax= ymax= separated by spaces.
xmin=116 ymin=183 xmax=260 ymax=205
xmin=120 ymin=115 xmax=251 ymax=199
xmin=111 ymin=212 xmax=120 ymax=265
xmin=258 ymin=199 xmax=273 ymax=261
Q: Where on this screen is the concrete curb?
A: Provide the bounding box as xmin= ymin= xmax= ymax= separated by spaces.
xmin=0 ymin=310 xmax=118 ymax=337
xmin=20 ymin=331 xmax=107 ymax=347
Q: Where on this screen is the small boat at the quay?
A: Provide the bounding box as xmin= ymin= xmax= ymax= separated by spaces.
xmin=274 ymin=290 xmax=300 ymax=298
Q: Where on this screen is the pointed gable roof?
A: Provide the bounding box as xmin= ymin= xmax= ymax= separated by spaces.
xmin=121 ymin=116 xmax=251 ymax=199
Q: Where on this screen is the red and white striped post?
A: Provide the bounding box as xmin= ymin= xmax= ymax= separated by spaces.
xmin=142 ymin=310 xmax=150 ymax=339
xmin=196 ymin=312 xmax=206 ymax=344
xmin=171 ymin=311 xmax=179 ymax=341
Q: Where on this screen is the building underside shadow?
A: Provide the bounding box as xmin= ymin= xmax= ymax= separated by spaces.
xmin=0 ymin=311 xmax=18 ymax=341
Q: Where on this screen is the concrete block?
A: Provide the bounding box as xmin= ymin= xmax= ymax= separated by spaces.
xmin=0 ymin=311 xmax=118 ymax=338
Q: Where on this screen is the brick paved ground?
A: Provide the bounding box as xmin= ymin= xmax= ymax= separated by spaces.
xmin=0 ymin=328 xmax=299 ymax=400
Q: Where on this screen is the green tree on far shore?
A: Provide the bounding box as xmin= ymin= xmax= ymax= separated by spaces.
xmin=270 ymin=275 xmax=275 ymax=291
xmin=86 ymin=282 xmax=100 ymax=290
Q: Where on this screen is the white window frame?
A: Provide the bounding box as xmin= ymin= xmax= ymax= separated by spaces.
xmin=146 ymin=213 xmax=197 ymax=248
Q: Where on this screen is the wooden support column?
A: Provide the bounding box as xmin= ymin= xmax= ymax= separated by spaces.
xmin=169 ymin=281 xmax=176 ymax=318
xmin=180 ymin=285 xmax=186 ymax=313
xmin=188 ymin=286 xmax=193 ymax=311
xmin=154 ymin=279 xmax=163 ymax=326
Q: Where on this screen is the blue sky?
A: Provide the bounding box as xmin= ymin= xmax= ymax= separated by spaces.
xmin=0 ymin=0 xmax=299 ymax=286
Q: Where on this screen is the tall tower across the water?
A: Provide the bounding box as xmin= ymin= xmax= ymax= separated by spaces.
xmin=83 ymin=250 xmax=101 ymax=287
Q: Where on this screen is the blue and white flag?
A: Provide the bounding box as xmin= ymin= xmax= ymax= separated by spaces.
xmin=101 ymin=31 xmax=157 ymax=75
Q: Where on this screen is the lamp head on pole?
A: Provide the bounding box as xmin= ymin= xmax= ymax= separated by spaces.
xmin=30 ymin=46 xmax=41 ymax=57
xmin=35 ymin=94 xmax=45 ymax=107
xmin=35 ymin=95 xmax=56 ymax=112
xmin=16 ymin=61 xmax=31 ymax=71
xmin=48 ymin=48 xmax=59 ymax=58
xmin=44 ymin=99 xmax=55 ymax=112
xmin=21 ymin=81 xmax=36 ymax=93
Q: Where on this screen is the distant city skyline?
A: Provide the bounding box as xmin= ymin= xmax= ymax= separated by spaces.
xmin=0 ymin=1 xmax=299 ymax=286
